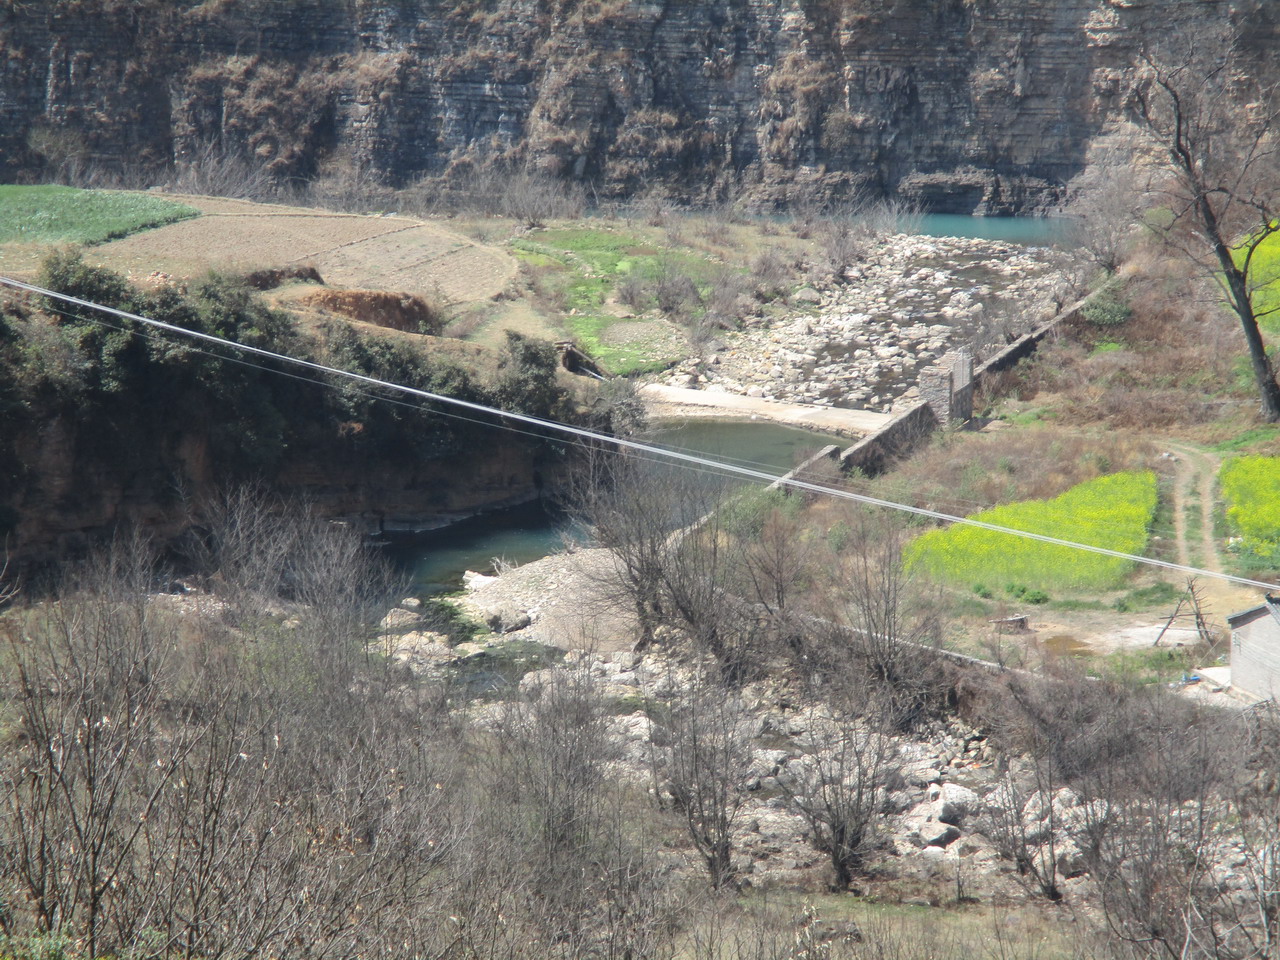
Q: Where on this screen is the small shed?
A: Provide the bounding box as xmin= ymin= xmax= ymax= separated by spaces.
xmin=1228 ymin=595 xmax=1280 ymax=700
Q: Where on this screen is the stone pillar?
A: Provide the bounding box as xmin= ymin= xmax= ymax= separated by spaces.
xmin=920 ymin=364 xmax=954 ymax=424
xmin=920 ymin=347 xmax=974 ymax=425
xmin=948 ymin=347 xmax=974 ymax=422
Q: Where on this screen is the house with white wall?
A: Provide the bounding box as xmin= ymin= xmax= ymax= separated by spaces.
xmin=1228 ymin=595 xmax=1280 ymax=701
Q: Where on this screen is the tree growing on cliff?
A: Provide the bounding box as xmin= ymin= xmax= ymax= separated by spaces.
xmin=1126 ymin=30 xmax=1280 ymax=421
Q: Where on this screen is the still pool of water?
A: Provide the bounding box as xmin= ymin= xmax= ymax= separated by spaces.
xmin=914 ymin=214 xmax=1070 ymax=246
xmin=386 ymin=419 xmax=849 ymax=594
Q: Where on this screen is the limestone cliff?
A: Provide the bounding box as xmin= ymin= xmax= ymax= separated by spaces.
xmin=1 ymin=0 xmax=1273 ymax=213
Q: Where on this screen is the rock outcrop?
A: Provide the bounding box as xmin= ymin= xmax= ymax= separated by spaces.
xmin=4 ymin=411 xmax=561 ymax=565
xmin=2 ymin=0 xmax=1273 ymax=212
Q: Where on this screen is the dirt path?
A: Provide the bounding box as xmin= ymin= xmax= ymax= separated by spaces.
xmin=1169 ymin=448 xmax=1198 ymax=571
xmin=1159 ymin=440 xmax=1260 ymax=620
xmin=1162 ymin=441 xmax=1222 ymax=573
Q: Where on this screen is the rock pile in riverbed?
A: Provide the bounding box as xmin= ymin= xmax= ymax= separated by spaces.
xmin=663 ymin=235 xmax=1066 ymax=413
xmin=510 ymin=652 xmax=1031 ymax=895
xmin=371 ymin=572 xmax=1142 ymax=901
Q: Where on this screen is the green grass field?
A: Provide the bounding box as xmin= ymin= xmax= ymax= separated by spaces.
xmin=1220 ymin=455 xmax=1280 ymax=563
xmin=514 ymin=226 xmax=726 ymax=375
xmin=905 ymin=471 xmax=1159 ymax=594
xmin=0 ymin=185 xmax=199 ymax=245
xmin=529 ymin=226 xmax=722 ymax=283
xmin=561 ymin=314 xmax=678 ymax=375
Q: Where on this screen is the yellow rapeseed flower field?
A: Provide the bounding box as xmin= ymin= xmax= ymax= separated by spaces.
xmin=904 ymin=471 xmax=1158 ymax=592
xmin=1220 ymin=456 xmax=1280 ymax=562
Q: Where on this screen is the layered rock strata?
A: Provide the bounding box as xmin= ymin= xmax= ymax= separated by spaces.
xmin=2 ymin=0 xmax=1271 ymax=212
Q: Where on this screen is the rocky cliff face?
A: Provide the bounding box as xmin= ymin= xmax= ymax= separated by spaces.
xmin=8 ymin=415 xmax=561 ymax=565
xmin=1 ymin=0 xmax=1271 ymax=213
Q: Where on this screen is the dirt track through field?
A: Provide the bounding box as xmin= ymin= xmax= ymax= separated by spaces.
xmin=1161 ymin=440 xmax=1261 ymax=618
xmin=92 ymin=195 xmax=516 ymax=304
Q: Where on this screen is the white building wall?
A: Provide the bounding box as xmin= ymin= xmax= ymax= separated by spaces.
xmin=1232 ymin=615 xmax=1280 ymax=701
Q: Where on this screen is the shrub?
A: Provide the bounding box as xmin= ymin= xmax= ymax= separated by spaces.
xmin=617 ymin=273 xmax=649 ymax=311
xmin=827 ymin=520 xmax=850 ymax=553
xmin=1082 ymin=282 xmax=1131 ymax=327
xmin=493 ymin=330 xmax=568 ymax=419
xmin=19 ymin=252 xmax=572 ymax=484
xmin=720 ymin=487 xmax=795 ymax=540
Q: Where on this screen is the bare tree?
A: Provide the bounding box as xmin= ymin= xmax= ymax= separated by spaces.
xmin=565 ymin=450 xmax=724 ymax=651
xmin=1073 ymin=694 xmax=1236 ymax=959
xmin=1062 ymin=147 xmax=1149 ymax=276
xmin=499 ymin=167 xmax=586 ymax=228
xmin=0 ymin=506 xmax=465 ymax=960
xmin=775 ymin=686 xmax=899 ymax=890
xmin=1 ymin=535 xmax=197 ymax=959
xmin=1127 ymin=30 xmax=1280 ymax=420
xmin=657 ymin=508 xmax=766 ymax=682
xmin=168 ymin=138 xmax=277 ymax=201
xmin=815 ymin=196 xmax=923 ymax=282
xmin=651 ymin=670 xmax=753 ymax=890
xmin=476 ymin=665 xmax=678 ymax=959
xmin=815 ymin=507 xmax=942 ymax=724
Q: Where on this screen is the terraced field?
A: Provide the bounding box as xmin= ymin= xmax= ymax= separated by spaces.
xmin=90 ymin=195 xmax=516 ymax=304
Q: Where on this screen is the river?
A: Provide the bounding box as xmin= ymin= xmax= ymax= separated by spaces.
xmin=914 ymin=213 xmax=1069 ymax=245
xmin=385 ymin=419 xmax=848 ymax=594
xmin=389 ymin=214 xmax=1062 ymax=593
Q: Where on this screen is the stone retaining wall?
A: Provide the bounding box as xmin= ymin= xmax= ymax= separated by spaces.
xmin=839 ymin=401 xmax=939 ymax=476
xmin=835 ymin=296 xmax=1088 ymax=476
xmin=769 ymin=444 xmax=841 ymax=491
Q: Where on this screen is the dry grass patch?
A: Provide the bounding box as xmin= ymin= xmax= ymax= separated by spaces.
xmin=868 ymin=426 xmax=1160 ymax=519
xmin=1001 ymin=278 xmax=1254 ymax=432
xmin=86 ymin=195 xmax=515 ymax=304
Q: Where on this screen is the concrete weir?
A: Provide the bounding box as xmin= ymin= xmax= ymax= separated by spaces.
xmin=639 ymin=384 xmax=895 ymax=438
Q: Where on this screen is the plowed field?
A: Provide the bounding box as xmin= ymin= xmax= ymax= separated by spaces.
xmin=91 ymin=195 xmax=516 ymax=304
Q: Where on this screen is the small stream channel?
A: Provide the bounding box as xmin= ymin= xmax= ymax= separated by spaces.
xmin=384 ymin=419 xmax=847 ymax=594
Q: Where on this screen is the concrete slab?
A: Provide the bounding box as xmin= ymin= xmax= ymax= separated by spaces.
xmin=1108 ymin=625 xmax=1203 ymax=649
xmin=640 ymin=384 xmax=894 ymax=438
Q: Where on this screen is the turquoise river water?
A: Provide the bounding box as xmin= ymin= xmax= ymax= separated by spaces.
xmin=387 ymin=419 xmax=847 ymax=594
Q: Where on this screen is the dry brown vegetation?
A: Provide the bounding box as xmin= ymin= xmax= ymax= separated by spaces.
xmin=865 ymin=427 xmax=1159 ymax=519
xmin=1007 ymin=284 xmax=1249 ymax=433
xmin=297 ymin=287 xmax=450 ymax=335
xmin=5 ymin=476 xmax=1277 ymax=960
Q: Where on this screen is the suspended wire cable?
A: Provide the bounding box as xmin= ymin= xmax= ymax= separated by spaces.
xmin=26 ymin=296 xmax=1097 ymax=521
xmin=19 ymin=293 xmax=1036 ymax=516
xmin=3 ymin=274 xmax=1276 ymax=592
